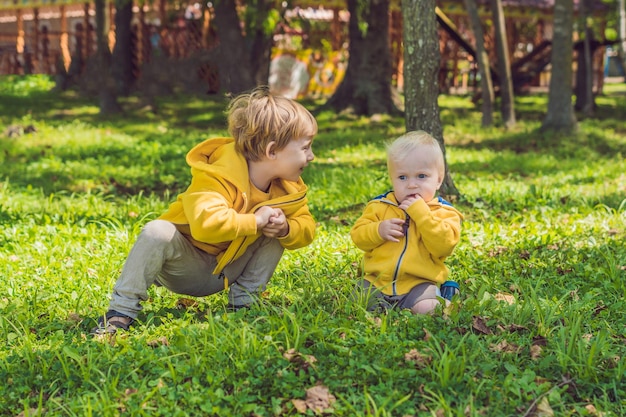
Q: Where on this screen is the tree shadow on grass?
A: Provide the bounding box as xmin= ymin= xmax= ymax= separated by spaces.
xmin=452 ymin=125 xmax=626 ymax=157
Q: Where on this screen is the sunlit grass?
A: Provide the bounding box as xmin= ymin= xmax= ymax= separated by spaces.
xmin=1 ymin=76 xmax=625 ymax=416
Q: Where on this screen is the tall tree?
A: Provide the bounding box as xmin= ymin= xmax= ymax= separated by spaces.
xmin=402 ymin=0 xmax=459 ymax=197
xmin=464 ymin=0 xmax=494 ymax=127
xmin=574 ymin=0 xmax=595 ymax=115
xmin=94 ymin=0 xmax=122 ymax=114
xmin=490 ymin=0 xmax=516 ymax=129
xmin=111 ymin=0 xmax=135 ymax=96
xmin=209 ymin=0 xmax=285 ymax=95
xmin=242 ymin=0 xmax=279 ymax=86
xmin=324 ymin=0 xmax=400 ymax=116
xmin=212 ymin=0 xmax=256 ymax=94
xmin=619 ymin=0 xmax=626 ymax=80
xmin=542 ymin=0 xmax=577 ymax=132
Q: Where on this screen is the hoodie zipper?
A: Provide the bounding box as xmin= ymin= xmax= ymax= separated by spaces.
xmin=390 ymin=212 xmax=410 ymax=295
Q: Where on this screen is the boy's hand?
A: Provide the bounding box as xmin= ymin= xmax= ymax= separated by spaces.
xmin=255 ymin=206 xmax=275 ymax=229
xmin=379 ymin=218 xmax=407 ymax=242
xmin=398 ymin=195 xmax=421 ymax=211
xmin=257 ymin=207 xmax=289 ymax=238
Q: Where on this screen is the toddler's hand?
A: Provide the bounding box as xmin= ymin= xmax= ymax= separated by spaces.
xmin=379 ymin=218 xmax=407 ymax=242
xmin=260 ymin=208 xmax=289 ymax=238
xmin=399 ymin=195 xmax=421 ymax=211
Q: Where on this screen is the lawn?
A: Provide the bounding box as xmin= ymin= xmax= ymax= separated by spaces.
xmin=1 ymin=75 xmax=625 ymax=416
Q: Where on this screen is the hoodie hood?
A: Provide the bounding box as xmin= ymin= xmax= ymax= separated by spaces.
xmin=186 ymin=137 xmax=250 ymax=191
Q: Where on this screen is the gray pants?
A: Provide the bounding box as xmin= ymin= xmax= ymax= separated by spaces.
xmin=354 ymin=279 xmax=441 ymax=311
xmin=108 ymin=219 xmax=284 ymax=318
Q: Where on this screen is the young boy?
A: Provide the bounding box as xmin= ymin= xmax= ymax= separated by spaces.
xmin=350 ymin=130 xmax=463 ymax=315
xmin=93 ymin=86 xmax=317 ymax=334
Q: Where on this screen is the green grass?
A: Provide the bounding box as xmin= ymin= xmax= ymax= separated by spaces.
xmin=1 ymin=76 xmax=625 ymax=416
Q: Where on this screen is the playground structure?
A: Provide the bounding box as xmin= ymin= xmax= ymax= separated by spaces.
xmin=0 ymin=0 xmax=612 ymax=97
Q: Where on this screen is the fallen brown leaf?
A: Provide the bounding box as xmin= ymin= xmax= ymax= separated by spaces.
xmin=495 ymin=293 xmax=515 ymax=304
xmin=305 ymin=385 xmax=336 ymax=413
xmin=488 ymin=246 xmax=508 ymax=257
xmin=505 ymin=323 xmax=528 ymax=332
xmin=422 ymin=327 xmax=432 ymax=342
xmin=535 ymin=396 xmax=554 ymax=416
xmin=292 ymin=399 xmax=307 ymax=413
xmin=404 ymin=348 xmax=432 ymax=368
xmin=67 ymin=312 xmax=82 ymax=322
xmin=283 ymin=348 xmax=317 ymax=374
xmin=176 ymin=297 xmax=198 ymax=309
xmin=472 ymin=316 xmax=492 ymax=335
xmin=489 ymin=340 xmax=520 ymax=354
xmin=147 ymin=336 xmax=169 ymax=347
xmin=585 ymin=403 xmax=605 ymax=416
xmin=530 ymin=345 xmax=543 ymax=360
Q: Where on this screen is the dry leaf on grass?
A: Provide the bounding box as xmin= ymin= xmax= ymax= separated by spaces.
xmin=147 ymin=336 xmax=169 ymax=347
xmin=404 ymin=348 xmax=432 ymax=368
xmin=67 ymin=312 xmax=82 ymax=322
xmin=495 ymin=293 xmax=515 ymax=304
xmin=488 ymin=246 xmax=508 ymax=257
xmin=472 ymin=316 xmax=492 ymax=335
xmin=304 ymin=385 xmax=336 ymax=413
xmin=489 ymin=339 xmax=520 ymax=354
xmin=532 ymin=335 xmax=548 ymax=347
xmin=292 ymin=399 xmax=308 ymax=413
xmin=422 ymin=327 xmax=432 ymax=341
xmin=535 ymin=396 xmax=554 ymax=417
xmin=176 ymin=297 xmax=198 ymax=309
xmin=585 ymin=403 xmax=606 ymax=416
xmin=530 ymin=344 xmax=543 ymax=360
xmin=283 ymin=348 xmax=318 ymax=374
xmin=497 ymin=323 xmax=528 ymax=333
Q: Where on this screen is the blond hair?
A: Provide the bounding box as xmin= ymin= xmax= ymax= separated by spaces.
xmin=227 ymin=86 xmax=318 ymax=161
xmin=386 ymin=130 xmax=445 ymax=178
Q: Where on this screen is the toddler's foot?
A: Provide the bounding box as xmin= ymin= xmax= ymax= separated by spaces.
xmin=440 ymin=280 xmax=460 ymax=301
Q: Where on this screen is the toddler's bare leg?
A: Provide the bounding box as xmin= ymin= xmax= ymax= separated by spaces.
xmin=404 ymin=282 xmax=446 ymax=315
xmin=410 ymin=298 xmax=448 ymax=315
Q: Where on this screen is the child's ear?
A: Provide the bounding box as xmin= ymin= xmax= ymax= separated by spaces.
xmin=436 ymin=175 xmax=444 ymax=190
xmin=265 ymin=141 xmax=277 ymax=159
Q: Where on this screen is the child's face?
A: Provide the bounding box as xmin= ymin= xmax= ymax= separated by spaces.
xmin=272 ymin=136 xmax=315 ymax=181
xmin=389 ymin=145 xmax=443 ymax=204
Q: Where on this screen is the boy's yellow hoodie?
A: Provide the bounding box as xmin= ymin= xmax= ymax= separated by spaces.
xmin=350 ymin=191 xmax=462 ymax=296
xmin=159 ymin=137 xmax=316 ymax=275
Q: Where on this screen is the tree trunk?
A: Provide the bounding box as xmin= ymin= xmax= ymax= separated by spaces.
xmin=248 ymin=0 xmax=274 ymax=86
xmin=325 ymin=0 xmax=400 ymax=116
xmin=94 ymin=0 xmax=122 ymax=115
xmin=464 ymin=0 xmax=494 ymax=127
xmin=619 ymin=0 xmax=626 ymax=81
xmin=111 ymin=0 xmax=135 ymax=96
xmin=212 ymin=0 xmax=256 ymax=94
xmin=490 ymin=0 xmax=516 ymax=129
xmin=542 ymin=0 xmax=577 ymax=132
xmin=574 ymin=0 xmax=595 ymax=115
xmin=402 ymin=0 xmax=459 ymax=197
